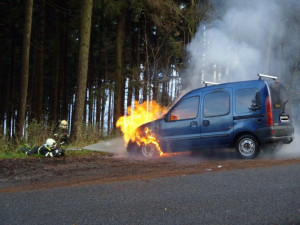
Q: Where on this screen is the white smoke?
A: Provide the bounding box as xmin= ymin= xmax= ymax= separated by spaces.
xmin=186 ymin=0 xmax=299 ymax=88
xmin=185 ymin=0 xmax=300 ymax=158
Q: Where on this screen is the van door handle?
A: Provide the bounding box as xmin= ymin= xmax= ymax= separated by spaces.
xmin=190 ymin=121 xmax=197 ymax=128
xmin=202 ymin=120 xmax=210 ymax=127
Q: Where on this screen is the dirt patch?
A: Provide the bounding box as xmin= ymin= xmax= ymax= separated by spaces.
xmin=1 ymin=152 xmax=300 ymax=193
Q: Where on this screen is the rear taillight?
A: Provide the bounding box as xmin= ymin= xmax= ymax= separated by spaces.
xmin=265 ymin=96 xmax=273 ymax=126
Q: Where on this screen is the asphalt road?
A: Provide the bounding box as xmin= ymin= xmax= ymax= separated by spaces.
xmin=1 ymin=164 xmax=300 ymax=225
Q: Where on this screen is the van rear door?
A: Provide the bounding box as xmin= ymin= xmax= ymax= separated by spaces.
xmin=268 ymin=82 xmax=294 ymax=139
xmin=269 ymin=83 xmax=292 ymax=125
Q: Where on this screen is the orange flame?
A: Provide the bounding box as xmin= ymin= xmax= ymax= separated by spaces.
xmin=135 ymin=127 xmax=163 ymax=156
xmin=116 ymin=100 xmax=167 ymax=156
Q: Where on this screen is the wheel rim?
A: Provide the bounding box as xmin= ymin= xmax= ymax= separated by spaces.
xmin=141 ymin=144 xmax=158 ymax=158
xmin=239 ymin=138 xmax=256 ymax=157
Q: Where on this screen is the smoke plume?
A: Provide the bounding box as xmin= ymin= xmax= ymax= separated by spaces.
xmin=186 ymin=0 xmax=300 ymax=88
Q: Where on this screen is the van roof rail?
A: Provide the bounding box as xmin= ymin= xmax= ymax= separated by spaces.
xmin=258 ymin=73 xmax=278 ymax=80
xmin=203 ymin=81 xmax=220 ymax=87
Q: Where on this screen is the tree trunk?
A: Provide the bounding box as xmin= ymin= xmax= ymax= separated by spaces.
xmin=53 ymin=20 xmax=61 ymax=123
xmin=127 ymin=80 xmax=133 ymax=109
xmin=88 ymin=87 xmax=93 ymax=124
xmin=134 ymin=20 xmax=142 ymax=103
xmin=61 ymin=11 xmax=69 ymax=121
xmin=4 ymin=27 xmax=17 ymax=138
xmin=16 ymin=0 xmax=33 ymax=140
xmin=127 ymin=20 xmax=133 ymax=110
xmin=37 ymin=0 xmax=45 ymax=122
xmin=189 ymin=0 xmax=195 ymax=39
xmin=100 ymin=89 xmax=106 ymax=137
xmin=107 ymin=86 xmax=112 ymax=134
xmin=143 ymin=28 xmax=149 ymax=103
xmin=96 ymin=82 xmax=102 ymax=137
xmin=161 ymin=45 xmax=171 ymax=106
xmin=72 ymin=0 xmax=93 ymax=139
xmin=113 ymin=8 xmax=126 ymax=132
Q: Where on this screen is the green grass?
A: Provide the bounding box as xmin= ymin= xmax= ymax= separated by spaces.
xmin=66 ymin=149 xmax=111 ymax=157
xmin=0 ymin=139 xmax=113 ymax=159
xmin=0 ymin=140 xmax=35 ymax=159
xmin=0 ymin=151 xmax=28 ymax=159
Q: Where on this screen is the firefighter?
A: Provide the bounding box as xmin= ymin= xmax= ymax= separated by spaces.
xmin=54 ymin=120 xmax=70 ymax=147
xmin=23 ymin=138 xmax=65 ymax=157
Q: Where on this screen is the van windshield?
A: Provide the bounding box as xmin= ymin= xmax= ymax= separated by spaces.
xmin=269 ymin=83 xmax=290 ymax=112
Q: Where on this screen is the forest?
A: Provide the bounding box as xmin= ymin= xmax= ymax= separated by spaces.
xmin=0 ymin=0 xmax=299 ymax=144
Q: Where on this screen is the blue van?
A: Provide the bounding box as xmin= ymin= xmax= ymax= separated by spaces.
xmin=127 ymin=74 xmax=294 ymax=159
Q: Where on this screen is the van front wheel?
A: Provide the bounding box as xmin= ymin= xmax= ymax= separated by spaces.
xmin=140 ymin=144 xmax=160 ymax=158
xmin=236 ymin=135 xmax=260 ymax=159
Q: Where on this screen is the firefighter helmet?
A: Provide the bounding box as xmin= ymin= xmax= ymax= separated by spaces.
xmin=60 ymin=120 xmax=68 ymax=129
xmin=45 ymin=138 xmax=57 ymax=150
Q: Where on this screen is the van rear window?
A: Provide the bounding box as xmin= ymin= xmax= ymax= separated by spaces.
xmin=269 ymin=83 xmax=289 ymax=109
xmin=235 ymin=88 xmax=261 ymax=113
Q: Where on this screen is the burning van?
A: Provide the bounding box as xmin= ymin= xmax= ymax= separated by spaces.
xmin=125 ymin=74 xmax=294 ymax=159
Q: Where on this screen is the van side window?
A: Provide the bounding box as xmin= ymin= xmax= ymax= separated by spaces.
xmin=170 ymin=96 xmax=199 ymax=121
xmin=236 ymin=88 xmax=261 ymax=113
xmin=203 ymin=91 xmax=230 ymax=117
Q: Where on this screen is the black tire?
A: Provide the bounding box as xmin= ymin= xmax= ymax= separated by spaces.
xmin=126 ymin=140 xmax=139 ymax=157
xmin=140 ymin=143 xmax=160 ymax=158
xmin=236 ymin=135 xmax=260 ymax=159
xmin=127 ymin=141 xmax=160 ymax=158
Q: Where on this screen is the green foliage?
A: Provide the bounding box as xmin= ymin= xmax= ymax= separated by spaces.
xmin=0 ymin=137 xmax=26 ymax=159
xmin=94 ymin=0 xmax=126 ymax=17
xmin=26 ymin=119 xmax=48 ymax=146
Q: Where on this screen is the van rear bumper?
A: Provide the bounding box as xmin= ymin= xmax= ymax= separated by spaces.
xmin=255 ymin=126 xmax=294 ymax=144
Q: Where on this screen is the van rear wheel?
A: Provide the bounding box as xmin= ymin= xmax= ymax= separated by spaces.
xmin=236 ymin=135 xmax=260 ymax=159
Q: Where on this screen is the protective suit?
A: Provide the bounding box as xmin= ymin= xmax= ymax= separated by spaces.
xmin=23 ymin=138 xmax=65 ymax=157
xmin=54 ymin=120 xmax=70 ymax=147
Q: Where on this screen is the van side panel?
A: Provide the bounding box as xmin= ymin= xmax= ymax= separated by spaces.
xmin=200 ymin=88 xmax=234 ymax=148
xmin=233 ymin=82 xmax=267 ymax=144
xmin=159 ymin=95 xmax=201 ymax=152
xmin=232 ymin=81 xmax=294 ymax=144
